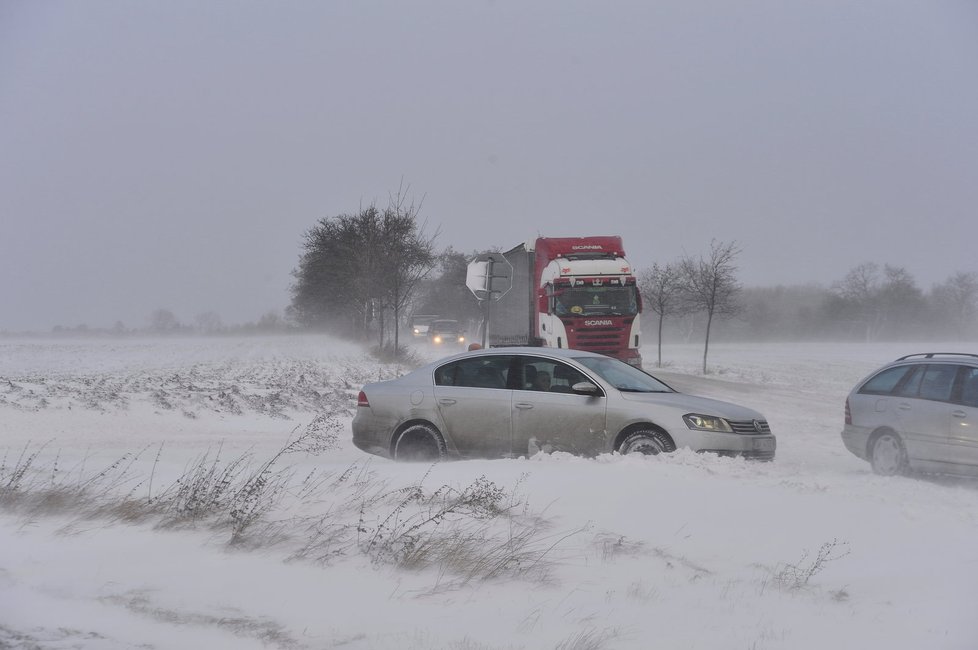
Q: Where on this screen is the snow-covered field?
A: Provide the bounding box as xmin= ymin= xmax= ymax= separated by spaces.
xmin=2 ymin=335 xmax=976 ymax=649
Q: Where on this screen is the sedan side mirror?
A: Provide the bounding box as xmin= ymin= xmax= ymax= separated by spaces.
xmin=571 ymin=382 xmax=600 ymax=395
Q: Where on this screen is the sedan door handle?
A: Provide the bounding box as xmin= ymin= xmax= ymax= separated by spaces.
xmin=514 ymin=402 xmax=534 ymax=410
xmin=952 ymin=410 xmax=967 ymax=419
xmin=897 ymin=402 xmax=912 ymax=411
xmin=437 ymin=398 xmax=457 ymax=406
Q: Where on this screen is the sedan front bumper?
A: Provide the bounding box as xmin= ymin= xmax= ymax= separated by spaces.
xmin=696 ymin=433 xmax=777 ymax=461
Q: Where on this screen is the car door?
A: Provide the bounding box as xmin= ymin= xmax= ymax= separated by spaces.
xmin=890 ymin=364 xmax=957 ymax=467
xmin=948 ymin=366 xmax=978 ymax=473
xmin=432 ymin=356 xmax=515 ymax=458
xmin=511 ymin=356 xmax=607 ymax=457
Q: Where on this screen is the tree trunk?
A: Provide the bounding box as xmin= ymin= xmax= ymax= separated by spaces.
xmin=377 ymin=305 xmax=386 ymax=349
xmin=657 ymin=312 xmax=664 ymax=367
xmin=392 ymin=298 xmax=401 ymax=362
xmin=702 ymin=310 xmax=714 ymax=374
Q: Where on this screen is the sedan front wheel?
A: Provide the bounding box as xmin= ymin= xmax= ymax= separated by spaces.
xmin=619 ymin=430 xmax=676 ymax=455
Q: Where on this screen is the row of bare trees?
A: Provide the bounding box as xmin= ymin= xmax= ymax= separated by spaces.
xmin=641 ymin=250 xmax=978 ymax=369
xmin=640 ymin=240 xmax=742 ymax=372
xmin=825 ymin=264 xmax=978 ymax=341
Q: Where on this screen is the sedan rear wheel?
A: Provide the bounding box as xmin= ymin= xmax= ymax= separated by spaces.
xmin=394 ymin=423 xmax=447 ymax=462
xmin=619 ymin=430 xmax=676 ymax=455
xmin=870 ymin=431 xmax=908 ymax=476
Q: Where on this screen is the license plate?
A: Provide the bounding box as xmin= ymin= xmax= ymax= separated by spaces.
xmin=753 ymin=438 xmax=775 ymax=451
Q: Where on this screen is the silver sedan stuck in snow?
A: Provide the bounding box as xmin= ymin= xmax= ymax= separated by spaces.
xmin=353 ymin=348 xmax=776 ymax=462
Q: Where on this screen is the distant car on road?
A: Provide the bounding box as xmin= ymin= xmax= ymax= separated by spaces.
xmin=842 ymin=353 xmax=978 ymax=476
xmin=410 ymin=314 xmax=439 ymax=338
xmin=353 ymin=347 xmax=776 ymax=462
xmin=427 ymin=319 xmax=465 ymax=346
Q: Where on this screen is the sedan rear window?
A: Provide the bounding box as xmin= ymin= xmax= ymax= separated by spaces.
xmin=859 ymin=366 xmax=913 ymax=395
xmin=435 ymin=357 xmax=513 ymax=389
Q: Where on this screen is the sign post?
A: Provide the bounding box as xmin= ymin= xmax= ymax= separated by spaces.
xmin=465 ymin=253 xmax=513 ymax=348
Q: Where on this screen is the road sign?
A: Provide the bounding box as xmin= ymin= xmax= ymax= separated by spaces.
xmin=466 ymin=253 xmax=513 ymax=302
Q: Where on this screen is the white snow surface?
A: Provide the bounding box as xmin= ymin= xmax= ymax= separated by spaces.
xmin=1 ymin=335 xmax=976 ymax=649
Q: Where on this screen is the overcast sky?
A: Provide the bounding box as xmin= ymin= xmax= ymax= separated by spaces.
xmin=2 ymin=1 xmax=976 ymax=332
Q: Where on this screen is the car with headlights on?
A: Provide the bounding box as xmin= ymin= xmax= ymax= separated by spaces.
xmin=353 ymin=347 xmax=775 ymax=462
xmin=427 ymin=319 xmax=465 ymax=346
xmin=409 ymin=314 xmax=439 ymax=338
xmin=842 ymin=352 xmax=978 ymax=476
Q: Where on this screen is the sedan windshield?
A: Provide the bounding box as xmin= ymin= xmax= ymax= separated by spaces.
xmin=573 ymin=356 xmax=674 ymax=393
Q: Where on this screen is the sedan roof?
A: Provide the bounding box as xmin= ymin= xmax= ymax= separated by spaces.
xmin=431 ymin=346 xmax=607 ymax=365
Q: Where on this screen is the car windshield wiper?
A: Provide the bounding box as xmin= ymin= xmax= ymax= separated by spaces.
xmin=618 ymin=387 xmax=671 ymax=393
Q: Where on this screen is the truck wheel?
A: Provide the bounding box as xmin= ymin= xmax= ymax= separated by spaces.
xmin=394 ymin=423 xmax=447 ymax=462
xmin=619 ymin=430 xmax=676 ymax=455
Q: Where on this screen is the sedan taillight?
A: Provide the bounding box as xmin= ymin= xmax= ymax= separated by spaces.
xmin=357 ymin=390 xmax=369 ymax=407
xmin=844 ymin=398 xmax=851 ymax=425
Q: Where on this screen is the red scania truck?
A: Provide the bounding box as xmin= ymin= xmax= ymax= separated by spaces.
xmin=480 ymin=236 xmax=643 ymax=367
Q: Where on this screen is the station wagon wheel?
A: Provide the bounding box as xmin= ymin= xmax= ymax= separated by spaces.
xmin=619 ymin=430 xmax=676 ymax=455
xmin=394 ymin=423 xmax=447 ymax=462
xmin=870 ymin=431 xmax=908 ymax=476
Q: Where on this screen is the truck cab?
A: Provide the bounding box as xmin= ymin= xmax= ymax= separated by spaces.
xmin=534 ymin=238 xmax=642 ymax=366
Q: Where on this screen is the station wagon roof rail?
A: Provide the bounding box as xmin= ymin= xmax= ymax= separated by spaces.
xmin=895 ymin=352 xmax=978 ymax=361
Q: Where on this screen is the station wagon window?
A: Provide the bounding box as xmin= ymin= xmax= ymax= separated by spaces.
xmin=959 ymin=367 xmax=978 ymax=408
xmin=892 ymin=366 xmax=923 ymax=398
xmin=434 ymin=356 xmax=514 ymax=389
xmin=886 ymin=364 xmax=956 ymax=402
xmin=859 ymin=366 xmax=914 ymax=395
xmin=917 ymin=365 xmax=957 ymax=401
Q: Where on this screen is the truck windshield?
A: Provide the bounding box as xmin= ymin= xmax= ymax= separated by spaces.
xmin=554 ymin=285 xmax=638 ymax=317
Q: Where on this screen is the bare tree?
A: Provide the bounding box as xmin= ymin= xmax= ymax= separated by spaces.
xmin=680 ymin=240 xmax=742 ymax=373
xmin=290 ymin=184 xmax=437 ymax=349
xmin=378 ymin=184 xmax=438 ymax=354
xmin=149 ymin=308 xmax=180 ymax=333
xmin=832 ymin=263 xmax=923 ymax=340
xmin=638 ymin=262 xmax=684 ymax=367
xmin=931 ymin=271 xmax=978 ymax=338
xmin=195 ymin=311 xmax=223 ymax=334
xmin=831 ymin=262 xmax=881 ymax=340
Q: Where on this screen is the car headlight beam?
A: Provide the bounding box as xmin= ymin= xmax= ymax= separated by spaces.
xmin=683 ymin=414 xmax=733 ymax=433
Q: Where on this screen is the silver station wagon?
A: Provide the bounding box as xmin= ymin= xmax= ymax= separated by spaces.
xmin=353 ymin=348 xmax=776 ymax=462
xmin=842 ymin=352 xmax=978 ymax=476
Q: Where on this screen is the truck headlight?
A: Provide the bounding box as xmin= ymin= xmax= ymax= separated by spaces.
xmin=683 ymin=414 xmax=732 ymax=433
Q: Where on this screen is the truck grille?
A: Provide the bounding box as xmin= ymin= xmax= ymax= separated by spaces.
xmin=570 ymin=326 xmax=627 ymax=354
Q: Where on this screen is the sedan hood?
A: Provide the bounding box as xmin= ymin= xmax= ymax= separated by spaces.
xmin=619 ymin=391 xmax=764 ymax=420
